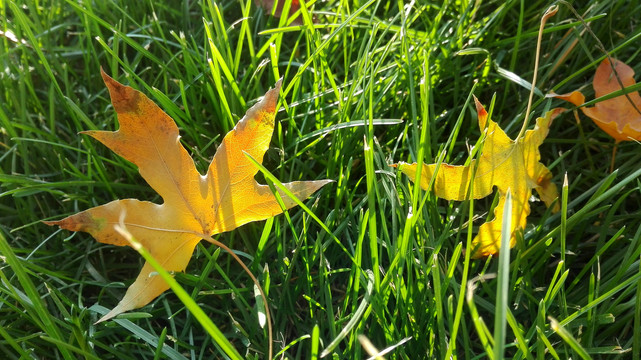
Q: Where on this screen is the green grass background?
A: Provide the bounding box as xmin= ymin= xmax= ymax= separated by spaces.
xmin=2 ymin=0 xmax=641 ymax=358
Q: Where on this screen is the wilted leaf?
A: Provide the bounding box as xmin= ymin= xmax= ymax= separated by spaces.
xmin=393 ymin=98 xmax=562 ymax=258
xmin=46 ymin=70 xmax=331 ymax=322
xmin=550 ymin=58 xmax=641 ymax=142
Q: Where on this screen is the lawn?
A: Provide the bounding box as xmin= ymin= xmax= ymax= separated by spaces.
xmin=2 ymin=0 xmax=641 ymax=358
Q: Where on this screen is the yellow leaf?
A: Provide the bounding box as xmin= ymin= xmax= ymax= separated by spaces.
xmin=550 ymin=58 xmax=641 ymax=142
xmin=45 ymin=70 xmax=331 ymax=322
xmin=393 ymin=98 xmax=562 ymax=258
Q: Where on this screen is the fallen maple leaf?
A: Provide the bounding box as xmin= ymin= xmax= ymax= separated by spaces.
xmin=255 ymin=0 xmax=303 ymax=25
xmin=46 ymin=70 xmax=331 ymax=322
xmin=392 ymin=98 xmax=562 ymax=258
xmin=550 ymin=58 xmax=641 ymax=142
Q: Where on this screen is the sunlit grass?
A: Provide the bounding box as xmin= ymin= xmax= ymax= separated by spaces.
xmin=2 ymin=0 xmax=641 ymax=358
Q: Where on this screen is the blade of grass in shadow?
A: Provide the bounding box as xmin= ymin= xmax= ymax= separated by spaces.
xmin=466 ymin=273 xmax=496 ymax=358
xmin=431 ymin=253 xmax=447 ymax=357
xmin=506 ymin=307 xmax=534 ymax=360
xmin=272 ymin=334 xmax=312 ymax=358
xmin=320 ymin=270 xmax=374 ymax=358
xmin=89 ymin=305 xmax=187 ymax=360
xmin=0 ymin=318 xmax=34 ymax=358
xmin=0 ymin=231 xmax=74 ymax=360
xmin=636 ymin=227 xmax=641 ymax=359
xmin=38 ymin=337 xmax=101 ymax=360
xmin=536 ymin=324 xmax=561 ymax=360
xmin=558 ymin=269 xmax=641 ymax=327
xmin=530 ymin=165 xmax=641 ymax=258
xmin=543 ymin=261 xmax=569 ymax=311
xmin=153 ymin=327 xmax=168 ymax=360
xmin=549 ymin=317 xmax=591 ymax=360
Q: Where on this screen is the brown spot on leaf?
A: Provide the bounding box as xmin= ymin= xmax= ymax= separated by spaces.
xmin=43 ymin=211 xmax=101 ymax=233
xmin=100 ymin=68 xmax=141 ymax=114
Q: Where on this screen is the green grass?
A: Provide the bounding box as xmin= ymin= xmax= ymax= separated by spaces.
xmin=2 ymin=0 xmax=641 ymax=358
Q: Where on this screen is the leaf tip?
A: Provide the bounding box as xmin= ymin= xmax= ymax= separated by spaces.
xmin=100 ymin=67 xmax=121 ymax=92
xmin=274 ymin=77 xmax=283 ymax=91
xmin=549 ymin=107 xmax=566 ymax=121
xmin=473 ymin=96 xmax=486 ymax=115
xmin=244 ymin=79 xmax=283 ymax=121
xmin=95 ymin=309 xmax=118 ymax=324
xmin=547 ymin=91 xmax=585 ymax=107
xmin=264 ymin=78 xmax=282 ymax=108
xmin=99 ymin=70 xmax=141 ymax=114
xmin=99 ymin=66 xmax=109 ymax=81
xmin=42 ymin=220 xmax=60 ymax=227
xmin=473 ymin=96 xmax=488 ymax=128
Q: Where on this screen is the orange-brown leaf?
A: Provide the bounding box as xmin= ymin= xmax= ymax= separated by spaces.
xmin=550 ymin=58 xmax=641 ymax=142
xmin=393 ymin=98 xmax=562 ymax=258
xmin=255 ymin=0 xmax=303 ymax=25
xmin=45 ymin=70 xmax=331 ymax=322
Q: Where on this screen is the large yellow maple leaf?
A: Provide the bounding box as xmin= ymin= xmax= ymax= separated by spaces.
xmin=46 ymin=70 xmax=331 ymax=322
xmin=393 ymin=98 xmax=562 ymax=258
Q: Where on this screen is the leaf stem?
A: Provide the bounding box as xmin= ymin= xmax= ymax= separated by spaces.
xmin=201 ymin=233 xmax=274 ymax=360
xmin=517 ymin=5 xmax=558 ymax=141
